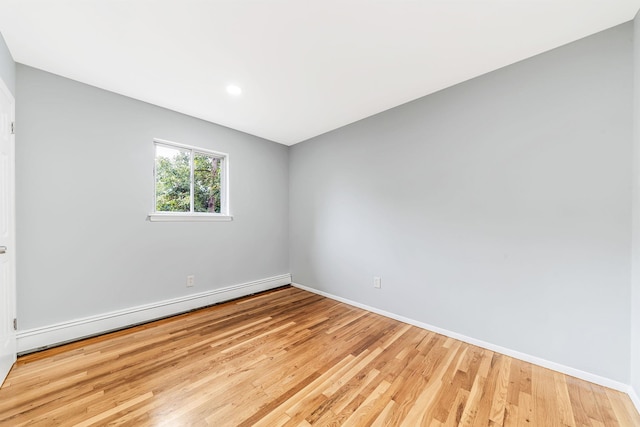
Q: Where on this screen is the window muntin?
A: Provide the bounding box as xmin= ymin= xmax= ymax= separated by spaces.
xmin=153 ymin=140 xmax=228 ymax=217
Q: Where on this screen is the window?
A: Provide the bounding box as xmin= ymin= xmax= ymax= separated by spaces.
xmin=148 ymin=139 xmax=231 ymax=222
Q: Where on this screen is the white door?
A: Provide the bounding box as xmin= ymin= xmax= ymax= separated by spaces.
xmin=0 ymin=77 xmax=15 ymax=386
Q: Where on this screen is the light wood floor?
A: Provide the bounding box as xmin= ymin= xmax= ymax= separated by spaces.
xmin=1 ymin=286 xmax=639 ymax=426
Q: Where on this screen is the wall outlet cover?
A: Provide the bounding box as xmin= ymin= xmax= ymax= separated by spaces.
xmin=373 ymin=277 xmax=381 ymax=289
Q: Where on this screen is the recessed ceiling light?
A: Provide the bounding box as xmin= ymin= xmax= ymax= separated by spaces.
xmin=226 ymin=84 xmax=242 ymax=96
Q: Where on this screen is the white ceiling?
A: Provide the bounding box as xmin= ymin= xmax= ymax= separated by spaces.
xmin=0 ymin=1 xmax=639 ymax=145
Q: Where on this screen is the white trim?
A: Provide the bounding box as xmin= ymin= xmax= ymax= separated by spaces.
xmin=629 ymin=386 xmax=640 ymax=416
xmin=17 ymin=274 xmax=291 ymax=354
xmin=153 ymin=138 xmax=227 ymax=158
xmin=0 ymin=75 xmax=16 ymax=386
xmin=221 ymin=154 xmax=229 ymax=215
xmin=292 ymin=282 xmax=630 ymax=393
xmin=189 ymin=149 xmax=195 ymax=212
xmin=147 ymin=213 xmax=233 ymax=222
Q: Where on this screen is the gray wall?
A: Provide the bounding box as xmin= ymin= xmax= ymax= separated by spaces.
xmin=632 ymin=12 xmax=640 ymax=398
xmin=16 ymin=65 xmax=289 ymax=330
xmin=290 ymin=23 xmax=633 ymax=382
xmin=0 ymin=32 xmax=14 ymax=95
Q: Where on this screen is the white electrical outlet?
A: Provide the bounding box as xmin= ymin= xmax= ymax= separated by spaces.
xmin=373 ymin=277 xmax=381 ymax=289
xmin=186 ymin=275 xmax=195 ymax=287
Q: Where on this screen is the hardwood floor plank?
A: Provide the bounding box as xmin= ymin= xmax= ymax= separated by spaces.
xmin=517 ymin=390 xmax=535 ymax=426
xmin=341 ymin=380 xmax=391 ymax=426
xmin=488 ymin=355 xmax=511 ymax=425
xmin=567 ymin=375 xmax=603 ymax=425
xmin=605 ymin=388 xmax=640 ymax=426
xmin=552 ymin=370 xmax=577 ymax=427
xmin=73 ymin=391 xmax=154 ymax=427
xmin=459 ymin=374 xmax=488 ymax=426
xmin=532 ymin=366 xmax=560 ymax=426
xmin=402 ymin=341 xmax=465 ymax=425
xmin=0 ymin=286 xmax=637 ymax=426
xmin=501 ymin=403 xmax=519 ymax=427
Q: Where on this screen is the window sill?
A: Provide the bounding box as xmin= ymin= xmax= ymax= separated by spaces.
xmin=147 ymin=213 xmax=233 ymax=222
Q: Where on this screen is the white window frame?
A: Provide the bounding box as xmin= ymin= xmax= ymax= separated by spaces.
xmin=148 ymin=138 xmax=232 ymax=222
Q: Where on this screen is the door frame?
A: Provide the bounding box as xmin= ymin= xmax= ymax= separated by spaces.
xmin=0 ymin=74 xmax=16 ymax=386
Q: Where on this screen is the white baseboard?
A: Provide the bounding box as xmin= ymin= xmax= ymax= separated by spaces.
xmin=292 ymin=282 xmax=630 ymax=393
xmin=17 ymin=274 xmax=291 ymax=354
xmin=629 ymin=386 xmax=640 ymax=416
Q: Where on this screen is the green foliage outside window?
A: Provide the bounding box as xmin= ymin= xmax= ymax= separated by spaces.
xmin=194 ymin=153 xmax=221 ymax=213
xmin=155 ymin=147 xmax=222 ymax=213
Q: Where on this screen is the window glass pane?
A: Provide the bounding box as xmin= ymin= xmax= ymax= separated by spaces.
xmin=155 ymin=145 xmax=191 ymax=212
xmin=193 ymin=153 xmax=221 ymax=213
